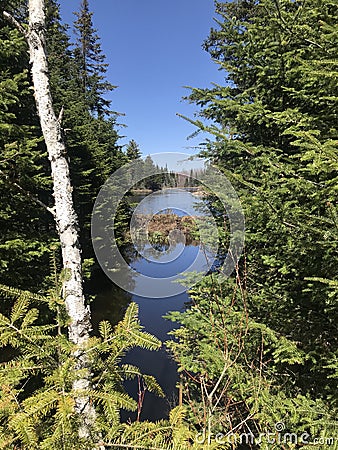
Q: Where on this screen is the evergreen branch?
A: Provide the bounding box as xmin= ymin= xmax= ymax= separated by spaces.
xmin=264 ymin=197 xmax=298 ymax=229
xmin=103 ymin=444 xmax=167 ymax=450
xmin=126 ymin=329 xmax=161 ymax=351
xmin=2 ymin=319 xmax=54 ymax=350
xmin=0 ymin=284 xmax=48 ymax=304
xmin=0 ymin=316 xmax=37 ymax=346
xmin=220 ymin=169 xmax=299 ymax=229
xmin=0 ymin=362 xmax=44 ymax=371
xmin=304 ymin=277 xmax=338 ymax=288
xmin=0 ymin=302 xmax=57 ymax=367
xmin=127 ymin=425 xmax=173 ymax=447
xmin=83 ymin=334 xmax=118 ymax=355
xmin=4 ymin=383 xmax=23 ymax=413
xmin=142 ymin=374 xmax=165 ymax=398
xmin=177 ymin=112 xmax=230 ymax=142
xmin=92 ymin=390 xmax=137 ymax=412
xmin=0 ymin=169 xmax=56 ymax=217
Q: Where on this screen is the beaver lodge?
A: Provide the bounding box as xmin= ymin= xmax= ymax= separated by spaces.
xmin=130 ymin=212 xmax=202 ymax=247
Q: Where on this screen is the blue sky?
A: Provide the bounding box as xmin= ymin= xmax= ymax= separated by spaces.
xmin=59 ymin=0 xmax=225 ymax=157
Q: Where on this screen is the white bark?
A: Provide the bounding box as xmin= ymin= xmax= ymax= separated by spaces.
xmin=24 ymin=0 xmax=95 ymax=439
xmin=27 ymin=0 xmax=90 ymax=345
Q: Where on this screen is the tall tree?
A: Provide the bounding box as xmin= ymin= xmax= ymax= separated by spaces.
xmin=73 ymin=0 xmax=114 ymax=118
xmin=126 ymin=139 xmax=142 ymax=161
xmin=173 ymin=0 xmax=338 ymax=442
xmin=45 ymin=0 xmax=124 ymax=262
xmin=3 ymin=0 xmax=96 ymax=438
xmin=0 ymin=0 xmax=123 ymax=289
xmin=0 ymin=0 xmax=55 ymax=290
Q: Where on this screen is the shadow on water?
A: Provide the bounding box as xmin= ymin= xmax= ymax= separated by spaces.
xmin=88 ymin=262 xmax=192 ymax=422
xmin=88 ymin=269 xmax=132 ymax=328
xmin=121 ymin=292 xmax=187 ymax=422
xmin=89 ymin=189 xmax=219 ymax=422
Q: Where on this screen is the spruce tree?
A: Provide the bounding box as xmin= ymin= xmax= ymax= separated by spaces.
xmin=173 ymin=0 xmax=338 ymax=442
xmin=0 ymin=1 xmax=56 ymax=290
xmin=73 ymin=0 xmax=115 ymax=118
xmin=0 ymin=2 xmax=164 ymax=445
xmin=0 ymin=282 xmax=164 ymax=448
xmin=126 ymin=139 xmax=142 ymax=161
xmin=45 ymin=0 xmax=124 ymax=261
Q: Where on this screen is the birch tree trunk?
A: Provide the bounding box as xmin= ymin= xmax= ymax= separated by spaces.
xmin=23 ymin=0 xmax=95 ymax=439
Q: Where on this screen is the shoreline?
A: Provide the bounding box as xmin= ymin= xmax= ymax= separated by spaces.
xmin=130 ymin=187 xmax=206 ymax=196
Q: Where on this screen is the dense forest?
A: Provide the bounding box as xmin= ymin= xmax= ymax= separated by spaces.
xmin=0 ymin=0 xmax=337 ymax=449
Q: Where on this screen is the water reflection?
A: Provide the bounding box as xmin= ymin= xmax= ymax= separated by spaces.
xmin=91 ymin=189 xmax=218 ymax=421
xmin=131 ymin=188 xmax=209 ymax=217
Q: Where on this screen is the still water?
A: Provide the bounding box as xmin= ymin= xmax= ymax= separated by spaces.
xmin=91 ymin=189 xmax=214 ymax=421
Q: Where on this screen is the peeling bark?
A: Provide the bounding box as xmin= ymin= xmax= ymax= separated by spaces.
xmin=11 ymin=0 xmax=96 ymax=440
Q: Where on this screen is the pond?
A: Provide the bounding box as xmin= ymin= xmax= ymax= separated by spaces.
xmin=91 ymin=189 xmax=217 ymax=421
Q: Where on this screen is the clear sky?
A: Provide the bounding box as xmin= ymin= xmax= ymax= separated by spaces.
xmin=58 ymin=0 xmax=225 ymax=157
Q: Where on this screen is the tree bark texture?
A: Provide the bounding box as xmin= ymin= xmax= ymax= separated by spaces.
xmin=26 ymin=0 xmax=95 ymax=439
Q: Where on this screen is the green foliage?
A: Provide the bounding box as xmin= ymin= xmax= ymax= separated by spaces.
xmin=0 ymin=0 xmax=127 ymax=289
xmin=99 ymin=406 xmax=207 ymax=450
xmin=171 ymin=0 xmax=338 ymax=446
xmin=0 ymin=281 xmax=165 ymax=449
xmin=45 ymin=0 xmax=126 ymax=262
xmin=2 ymin=0 xmax=337 ymax=447
xmin=73 ymin=0 xmax=115 ymax=118
xmin=126 ymin=139 xmax=142 ymax=161
xmin=166 ymin=276 xmax=337 ymax=448
xmin=0 ymin=7 xmax=56 ymax=289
